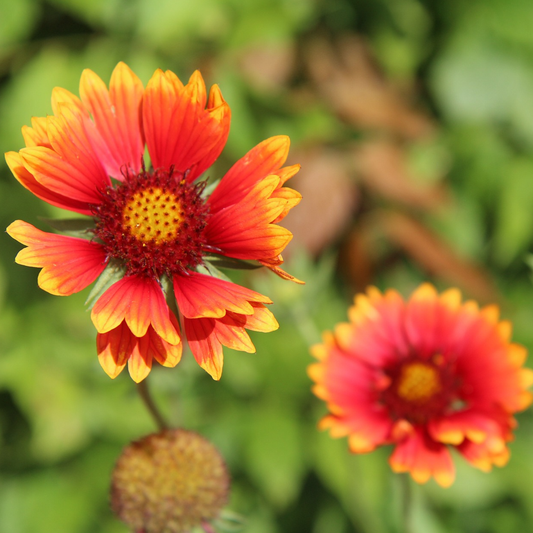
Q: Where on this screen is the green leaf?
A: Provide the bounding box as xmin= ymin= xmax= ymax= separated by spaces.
xmin=196 ymin=263 xmax=232 ymax=282
xmin=40 ymin=217 xmax=95 ymax=236
xmin=493 ymin=158 xmax=533 ymax=266
xmin=204 ymin=255 xmax=262 ymax=270
xmin=0 ymin=0 xmax=40 ymax=50
xmin=85 ymin=260 xmax=125 ymax=309
xmin=243 ymin=404 xmax=306 ymax=509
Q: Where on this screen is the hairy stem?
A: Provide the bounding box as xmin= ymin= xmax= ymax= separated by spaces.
xmin=136 ymin=378 xmax=169 ymax=431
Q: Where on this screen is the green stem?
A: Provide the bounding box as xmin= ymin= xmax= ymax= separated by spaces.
xmin=400 ymin=474 xmax=414 ymax=533
xmin=136 ymin=378 xmax=169 ymax=431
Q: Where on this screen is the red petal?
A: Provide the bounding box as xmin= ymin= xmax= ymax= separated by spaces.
xmin=97 ymin=322 xmax=135 ymax=379
xmin=183 ymin=317 xmax=224 ymax=380
xmin=389 ymin=429 xmax=455 ymax=487
xmin=6 ymin=151 xmax=93 ymax=215
xmin=20 ymin=106 xmax=111 ymax=204
xmin=457 ymin=435 xmax=510 ymax=472
xmin=91 ymin=276 xmax=180 ymax=344
xmin=208 ymin=136 xmax=291 ymax=212
xmin=7 ymin=220 xmax=107 ymax=296
xmin=206 ymin=175 xmax=293 ymax=260
xmin=80 ymin=62 xmax=144 ymax=177
xmin=173 ymin=271 xmax=271 ymax=319
xmin=143 ymin=70 xmax=230 ymax=178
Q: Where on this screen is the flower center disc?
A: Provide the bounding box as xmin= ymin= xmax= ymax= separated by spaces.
xmin=396 ymin=362 xmax=441 ymax=403
xmin=380 ymin=356 xmax=456 ymax=424
xmin=123 ymin=187 xmax=183 ymax=244
xmin=93 ymin=168 xmax=209 ymax=279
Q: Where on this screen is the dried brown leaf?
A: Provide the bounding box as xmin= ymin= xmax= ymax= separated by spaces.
xmin=305 ymin=35 xmax=434 ymax=139
xmin=238 ymin=42 xmax=296 ymax=92
xmin=377 ymin=210 xmax=497 ymax=303
xmin=283 ymin=148 xmax=358 ymax=256
xmin=351 ymin=139 xmax=447 ymax=210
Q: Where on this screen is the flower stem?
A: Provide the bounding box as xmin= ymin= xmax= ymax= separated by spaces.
xmin=400 ymin=474 xmax=414 ymax=533
xmin=136 ymin=379 xmax=169 ymax=431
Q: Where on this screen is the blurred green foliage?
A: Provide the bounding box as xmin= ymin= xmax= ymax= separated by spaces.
xmin=2 ymin=0 xmax=533 ymax=532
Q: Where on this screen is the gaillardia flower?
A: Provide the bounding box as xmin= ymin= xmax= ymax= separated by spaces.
xmin=6 ymin=62 xmax=302 ymax=382
xmin=111 ymin=429 xmax=229 ymax=533
xmin=309 ymin=284 xmax=533 ymax=487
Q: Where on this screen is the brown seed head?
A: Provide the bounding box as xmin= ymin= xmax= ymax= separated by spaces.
xmin=110 ymin=429 xmax=230 ymax=533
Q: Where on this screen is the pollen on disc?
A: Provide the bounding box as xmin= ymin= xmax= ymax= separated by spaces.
xmin=123 ymin=188 xmax=183 ymax=244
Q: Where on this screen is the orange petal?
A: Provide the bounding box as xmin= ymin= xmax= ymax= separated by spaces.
xmin=5 ymin=151 xmax=93 ymax=215
xmin=22 ymin=117 xmax=52 ymax=148
xmin=214 ymin=318 xmax=256 ymax=353
xmin=80 ymin=62 xmax=145 ymax=177
xmin=128 ymin=336 xmax=153 ymax=383
xmin=428 ymin=411 xmax=503 ymax=446
xmin=96 ymin=322 xmax=135 ymax=379
xmin=20 ymin=108 xmax=110 ymax=205
xmin=207 ymin=175 xmax=293 ymax=261
xmin=208 ymin=136 xmax=291 ymax=211
xmin=148 ymin=326 xmax=183 ymax=368
xmin=143 ymin=69 xmax=230 ymax=180
xmin=51 ymin=87 xmax=87 ymax=117
xmin=173 ymin=272 xmax=271 ymax=319
xmin=92 ymin=276 xmax=180 ymax=344
xmin=183 ymin=317 xmax=224 ymax=380
xmin=7 ymin=220 xmax=107 ymax=296
xmin=389 ymin=430 xmax=455 ymax=487
xmin=260 ymin=261 xmax=305 ymax=284
xmin=226 ymin=303 xmax=279 ymax=333
xmin=458 ymin=436 xmax=510 ymax=473
xmin=271 ymin=186 xmax=302 ymax=223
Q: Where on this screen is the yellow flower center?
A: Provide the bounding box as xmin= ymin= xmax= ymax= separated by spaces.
xmin=396 ymin=362 xmax=441 ymax=403
xmin=123 ymin=187 xmax=183 ymax=244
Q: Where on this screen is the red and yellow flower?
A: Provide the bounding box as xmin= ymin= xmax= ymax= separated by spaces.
xmin=6 ymin=62 xmax=302 ymax=382
xmin=309 ymin=284 xmax=533 ymax=487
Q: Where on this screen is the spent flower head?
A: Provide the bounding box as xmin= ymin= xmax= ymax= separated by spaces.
xmin=111 ymin=429 xmax=229 ymax=533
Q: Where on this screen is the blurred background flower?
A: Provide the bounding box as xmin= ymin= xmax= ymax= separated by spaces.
xmin=2 ymin=0 xmax=533 ymax=532
xmin=309 ymin=284 xmax=533 ymax=488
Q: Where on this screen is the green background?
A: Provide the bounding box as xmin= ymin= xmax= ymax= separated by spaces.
xmin=1 ymin=0 xmax=533 ymax=531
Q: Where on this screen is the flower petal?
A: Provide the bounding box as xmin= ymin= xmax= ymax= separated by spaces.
xmin=7 ymin=220 xmax=107 ymax=296
xmin=206 ymin=174 xmax=293 ymax=261
xmin=80 ymin=62 xmax=145 ymax=177
xmin=389 ymin=429 xmax=455 ymax=487
xmin=96 ymin=321 xmax=182 ymax=381
xmin=128 ymin=336 xmax=153 ymax=383
xmin=97 ymin=322 xmax=136 ymax=379
xmin=20 ymin=106 xmax=111 ymax=204
xmin=225 ymin=303 xmax=279 ymax=333
xmin=92 ymin=276 xmax=180 ymax=344
xmin=214 ymin=317 xmax=256 ymax=353
xmin=143 ymin=70 xmax=230 ymax=179
xmin=183 ymin=317 xmax=224 ymax=380
xmin=5 ymin=151 xmax=93 ymax=215
xmin=173 ymin=271 xmax=272 ymax=319
xmin=457 ymin=435 xmax=510 ymax=472
xmin=208 ymin=136 xmax=291 ymax=211
xmin=21 ymin=117 xmax=52 ymax=148
xmin=428 ymin=410 xmax=504 ymax=445
xmin=148 ymin=325 xmax=183 ymax=368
